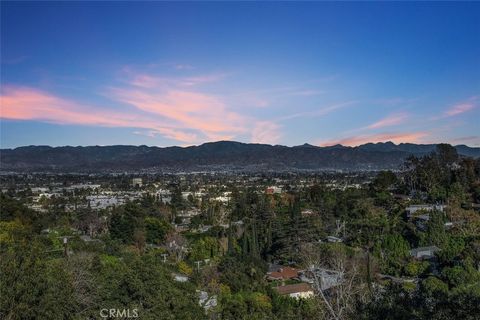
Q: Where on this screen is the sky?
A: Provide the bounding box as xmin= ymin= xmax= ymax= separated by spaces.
xmin=1 ymin=2 xmax=479 ymax=148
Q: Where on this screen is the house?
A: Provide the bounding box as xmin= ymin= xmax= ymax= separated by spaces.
xmin=413 ymin=214 xmax=431 ymax=231
xmin=86 ymin=195 xmax=125 ymax=210
xmin=393 ymin=194 xmax=411 ymax=201
xmin=327 ymin=236 xmax=343 ymax=243
xmin=299 ymin=267 xmax=343 ymax=291
xmin=196 ymin=225 xmax=213 ymax=233
xmin=212 ymin=195 xmax=230 ymax=203
xmin=265 ymin=186 xmax=282 ymax=194
xmin=410 ymin=246 xmax=441 ymax=260
xmin=301 ymin=209 xmax=315 ymax=217
xmin=198 ymin=290 xmax=217 ymax=311
xmin=172 ymin=273 xmax=189 ymax=282
xmin=79 ymin=235 xmax=102 ymax=243
xmin=156 ymin=189 xmax=172 ymax=203
xmin=413 ymin=214 xmax=453 ymax=231
xmin=274 ymin=283 xmax=314 ymax=299
xmin=406 ymin=204 xmax=446 ymax=218
xmin=471 ymin=203 xmax=480 ymax=211
xmin=267 ymin=265 xmax=299 ymax=281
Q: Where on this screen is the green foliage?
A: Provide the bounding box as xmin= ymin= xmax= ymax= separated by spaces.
xmin=374 ymin=234 xmax=410 ymax=276
xmin=0 ymin=241 xmax=77 ymax=320
xmin=189 ymin=236 xmax=221 ymax=262
xmin=421 ymin=276 xmax=449 ymax=296
xmin=437 ymin=237 xmax=465 ymax=262
xmin=218 ymin=255 xmax=267 ymax=293
xmin=144 ymin=217 xmax=171 ymax=244
xmin=372 ymin=171 xmax=398 ymax=192
xmin=420 ymin=212 xmax=447 ymax=247
xmin=441 ymin=260 xmax=480 ymax=290
xmin=96 ymin=254 xmax=205 ymax=319
xmin=109 ymin=203 xmax=140 ymax=244
xmin=219 ymin=291 xmax=272 ymax=320
xmin=404 ymin=260 xmax=430 ymax=277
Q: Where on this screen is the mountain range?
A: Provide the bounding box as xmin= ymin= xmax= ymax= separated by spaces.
xmin=1 ymin=141 xmax=479 ymax=173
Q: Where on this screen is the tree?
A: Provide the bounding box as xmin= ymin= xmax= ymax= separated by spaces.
xmin=301 ymin=244 xmax=369 ymax=320
xmin=421 ymin=211 xmax=447 ymax=247
xmin=374 ymin=234 xmax=410 ymax=276
xmin=144 ymin=217 xmax=171 ymax=244
xmin=189 ymin=236 xmax=221 ymax=262
xmin=371 ymin=171 xmax=398 ymax=192
xmin=0 ymin=240 xmax=77 ymax=320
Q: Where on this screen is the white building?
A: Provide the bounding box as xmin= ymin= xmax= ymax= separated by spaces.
xmin=131 ymin=178 xmax=143 ymax=187
xmin=410 ymin=246 xmax=441 ymax=260
xmin=274 ymin=283 xmax=314 ymax=299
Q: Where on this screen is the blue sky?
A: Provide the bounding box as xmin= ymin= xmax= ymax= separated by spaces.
xmin=1 ymin=2 xmax=479 ymax=148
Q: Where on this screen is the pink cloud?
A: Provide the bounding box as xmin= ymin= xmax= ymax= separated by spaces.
xmin=367 ymin=112 xmax=408 ymax=129
xmin=1 ymin=68 xmax=278 ymax=145
xmin=122 ymin=65 xmax=227 ymax=89
xmin=1 ymin=86 xmax=140 ymax=127
xmin=129 ymin=74 xmax=166 ymax=88
xmin=319 ymin=132 xmax=428 ymax=147
xmin=251 ymin=121 xmax=282 ymax=144
xmin=0 ymin=86 xmax=208 ymax=144
xmin=431 ymin=97 xmax=479 ymax=120
xmin=109 ymin=87 xmax=247 ymax=140
xmin=445 ymin=103 xmax=475 ymax=116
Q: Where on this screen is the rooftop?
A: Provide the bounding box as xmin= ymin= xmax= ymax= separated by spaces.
xmin=274 ymin=283 xmax=313 ymax=295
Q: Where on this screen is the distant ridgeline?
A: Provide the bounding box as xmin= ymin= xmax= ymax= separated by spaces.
xmin=1 ymin=141 xmax=479 ymax=173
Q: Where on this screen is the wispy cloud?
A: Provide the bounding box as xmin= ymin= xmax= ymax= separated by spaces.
xmin=251 ymin=121 xmax=282 ymax=144
xmin=277 ymin=101 xmax=357 ymax=122
xmin=126 ymin=72 xmax=227 ymax=89
xmin=444 ymin=102 xmax=475 ymax=117
xmin=108 ymin=86 xmax=247 ymax=141
xmin=366 ymin=112 xmax=408 ymax=129
xmin=318 ymin=131 xmax=428 ymax=147
xmin=287 ymin=89 xmax=325 ymax=97
xmin=174 ymin=64 xmax=194 ymax=70
xmin=432 ymin=97 xmax=478 ymax=120
xmin=1 ymin=86 xmax=158 ymax=129
xmin=373 ymin=97 xmax=419 ymax=106
xmin=1 ymin=67 xmax=284 ymax=145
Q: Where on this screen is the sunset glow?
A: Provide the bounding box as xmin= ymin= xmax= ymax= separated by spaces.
xmin=1 ymin=2 xmax=479 ymax=147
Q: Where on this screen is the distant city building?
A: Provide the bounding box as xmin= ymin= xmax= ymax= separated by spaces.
xmin=265 ymin=186 xmax=282 ymax=194
xmin=87 ymin=195 xmax=125 ymax=210
xmin=131 ymin=178 xmax=143 ymax=187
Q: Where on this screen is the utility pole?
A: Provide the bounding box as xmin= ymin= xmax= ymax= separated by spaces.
xmin=63 ymin=237 xmax=68 ymax=258
xmin=194 ymin=260 xmax=201 ymax=272
xmin=57 ymin=235 xmax=74 ymax=258
xmin=161 ymin=253 xmax=168 ymax=263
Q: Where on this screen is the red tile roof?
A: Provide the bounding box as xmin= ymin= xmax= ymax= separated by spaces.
xmin=267 ymin=266 xmax=299 ymax=280
xmin=274 ymin=283 xmax=313 ymax=295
